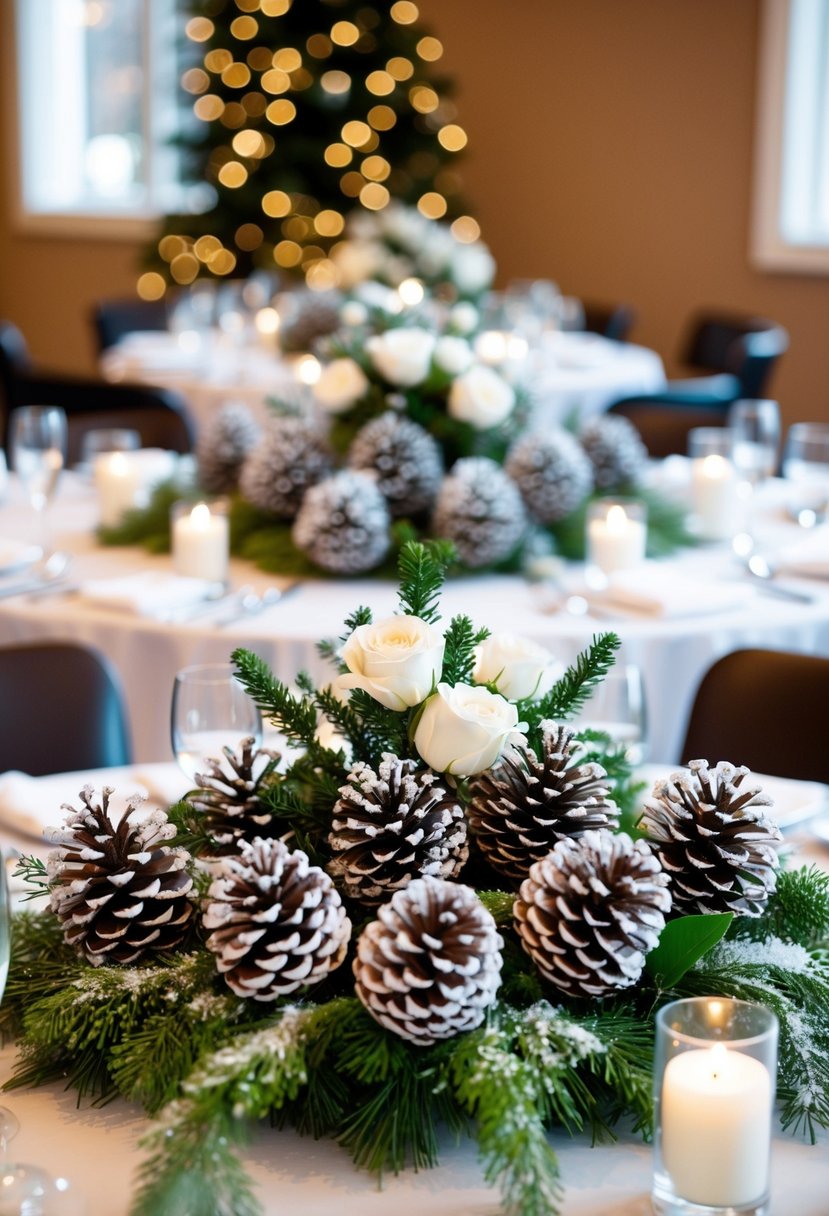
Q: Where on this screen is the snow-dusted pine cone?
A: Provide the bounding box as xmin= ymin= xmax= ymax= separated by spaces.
xmin=505 ymin=429 xmax=594 ymax=523
xmin=640 ymin=760 xmax=782 ymax=916
xmin=327 ymin=756 xmax=468 ymax=905
xmin=514 ymin=830 xmax=671 ymax=998
xmin=292 ymin=470 xmax=390 ymax=573
xmin=354 ymin=876 xmax=503 ymax=1045
xmin=431 ymin=456 xmax=527 ymax=568
xmin=279 ymin=290 xmax=343 ymax=353
xmin=203 ymin=837 xmax=351 ymax=1001
xmin=196 ymin=403 xmax=261 ymax=495
xmin=47 ymin=786 xmax=194 ymax=966
xmin=239 ymin=416 xmax=333 ymax=519
xmin=187 ymin=737 xmax=280 ymax=855
xmin=347 ymin=412 xmax=444 ymax=517
xmin=467 ymin=723 xmax=619 ymax=886
xmin=579 ymin=415 xmax=648 ymax=489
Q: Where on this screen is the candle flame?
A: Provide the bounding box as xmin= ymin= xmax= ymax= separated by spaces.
xmin=606 ymin=504 xmax=629 ymax=532
xmin=708 ymin=1042 xmax=729 ymax=1080
xmin=702 ymin=453 xmax=730 ymax=477
xmin=296 ymin=354 xmax=321 ymax=385
xmin=398 ymin=277 xmax=424 ymax=306
xmin=190 ymin=503 xmax=211 ymax=528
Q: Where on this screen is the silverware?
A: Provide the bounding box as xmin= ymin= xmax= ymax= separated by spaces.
xmin=0 ymin=551 xmax=73 ymax=600
xmin=155 ymin=582 xmax=239 ymax=624
xmin=217 ymin=582 xmax=300 ymax=627
xmin=743 ymin=555 xmax=816 ymax=603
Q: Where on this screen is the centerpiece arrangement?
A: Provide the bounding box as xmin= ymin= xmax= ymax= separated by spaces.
xmin=6 ymin=542 xmax=829 ymax=1216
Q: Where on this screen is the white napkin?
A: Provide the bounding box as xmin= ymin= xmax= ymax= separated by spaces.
xmin=545 ymin=332 xmax=614 ymax=369
xmin=0 ymin=765 xmax=190 ymax=844
xmin=772 ymin=526 xmax=829 ymax=578
xmin=593 ymin=566 xmax=756 ymax=618
xmin=78 ymin=571 xmax=219 ymax=618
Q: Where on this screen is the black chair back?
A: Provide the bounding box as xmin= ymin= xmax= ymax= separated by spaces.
xmin=582 ymin=302 xmax=637 ymax=343
xmin=680 ymin=649 xmax=829 ymax=784
xmin=92 ymin=299 xmax=169 ymax=354
xmin=0 ymin=642 xmax=132 ymax=775
xmin=681 ymin=312 xmax=789 ymax=399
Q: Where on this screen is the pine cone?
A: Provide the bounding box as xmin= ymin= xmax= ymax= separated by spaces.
xmin=431 ymin=457 xmax=527 ymax=568
xmin=203 ymin=837 xmax=351 ymax=1001
xmin=292 ymin=470 xmax=390 ymax=573
xmin=579 ymin=415 xmax=647 ymax=489
xmin=196 ymin=403 xmax=261 ymax=495
xmin=514 ymin=830 xmax=671 ymax=998
xmin=279 ymin=290 xmax=343 ymax=353
xmin=467 ymin=723 xmax=619 ymax=886
xmin=354 ymin=876 xmax=503 ymax=1045
xmin=187 ymin=737 xmax=280 ymax=855
xmin=505 ymin=429 xmax=594 ymax=523
xmin=327 ymin=756 xmax=468 ymax=905
xmin=239 ymin=416 xmax=333 ymax=519
xmin=47 ymin=786 xmax=194 ymax=966
xmin=348 ymin=412 xmax=444 ymax=518
xmin=640 ymin=760 xmax=782 ymax=916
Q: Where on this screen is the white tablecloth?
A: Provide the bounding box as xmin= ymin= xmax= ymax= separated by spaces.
xmin=100 ymin=329 xmax=666 ymax=436
xmin=0 ymin=473 xmax=828 ymax=765
xmin=0 ymin=761 xmax=826 ymax=1216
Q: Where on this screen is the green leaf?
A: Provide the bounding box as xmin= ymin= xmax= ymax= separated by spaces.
xmin=646 ymin=913 xmax=734 ymax=988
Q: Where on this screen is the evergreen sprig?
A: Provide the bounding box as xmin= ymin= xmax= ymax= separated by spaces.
xmin=441 ymin=615 xmax=491 ymax=686
xmin=396 ymin=539 xmax=455 ymax=623
xmin=737 ymin=865 xmax=829 ymax=948
xmin=520 ymin=634 xmax=621 ymax=752
xmin=230 ymin=649 xmax=318 ymax=746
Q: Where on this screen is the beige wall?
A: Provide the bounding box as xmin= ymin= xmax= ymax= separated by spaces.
xmin=2 ymin=0 xmax=828 ymax=428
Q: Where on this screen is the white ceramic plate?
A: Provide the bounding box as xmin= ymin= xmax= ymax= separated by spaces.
xmin=637 ymin=763 xmax=828 ymax=831
xmin=0 ymin=540 xmax=41 ymax=578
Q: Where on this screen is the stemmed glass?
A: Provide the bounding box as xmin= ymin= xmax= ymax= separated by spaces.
xmin=9 ymin=407 xmax=68 ymax=557
xmin=572 ymin=663 xmax=648 ymax=766
xmin=171 ymin=663 xmax=262 ymax=782
xmin=728 ymin=399 xmax=781 ymax=488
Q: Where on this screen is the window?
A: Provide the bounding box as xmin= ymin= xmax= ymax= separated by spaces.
xmin=13 ymin=0 xmax=194 ymax=235
xmin=752 ymin=0 xmax=829 ymax=272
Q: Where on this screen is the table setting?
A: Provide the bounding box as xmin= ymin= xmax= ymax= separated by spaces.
xmin=0 ymin=542 xmax=828 ymax=1216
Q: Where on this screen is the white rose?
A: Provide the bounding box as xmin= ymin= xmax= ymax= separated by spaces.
xmin=434 ymin=335 xmax=473 ymax=376
xmin=331 ymin=239 xmax=384 ymax=288
xmin=448 ymin=302 xmax=479 ymax=335
xmin=448 ymin=364 xmax=515 ymax=429
xmin=414 ymin=682 xmax=521 ymax=776
xmin=473 ymin=634 xmax=562 ymax=701
xmin=366 ymin=327 xmax=436 ymax=386
xmin=452 ymin=243 xmax=496 ymax=294
xmin=340 ymin=300 xmax=368 ymax=327
xmin=313 ymin=358 xmax=369 ymax=414
xmin=335 ymin=614 xmax=445 ymax=711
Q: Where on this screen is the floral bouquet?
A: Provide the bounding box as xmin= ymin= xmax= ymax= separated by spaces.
xmin=7 ymin=542 xmax=829 ymax=1216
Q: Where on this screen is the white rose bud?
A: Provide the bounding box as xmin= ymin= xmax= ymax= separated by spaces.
xmin=313 ymin=357 xmax=369 ymax=414
xmin=452 ymin=243 xmax=496 ymax=294
xmin=473 ymin=634 xmax=562 ymax=701
xmin=366 ymin=327 xmax=436 ymax=386
xmin=341 ymin=300 xmax=368 ymax=327
xmin=448 ymin=364 xmax=515 ymax=429
xmin=414 ymin=682 xmax=521 ymax=776
xmin=335 ymin=614 xmax=445 ymax=711
xmin=448 ymin=302 xmax=480 ymax=335
xmin=434 ymin=335 xmax=474 ymax=376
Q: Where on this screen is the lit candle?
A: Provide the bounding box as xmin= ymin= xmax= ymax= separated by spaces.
xmin=691 ymin=452 xmax=740 ymax=540
xmin=172 ymin=502 xmax=229 ymax=582
xmin=661 ymin=1042 xmax=773 ymax=1207
xmin=586 ymin=501 xmax=647 ymax=574
xmin=94 ymin=451 xmax=143 ymax=527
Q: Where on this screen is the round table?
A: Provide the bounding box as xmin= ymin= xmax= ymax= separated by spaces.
xmin=0 ymin=472 xmax=827 ymax=766
xmin=99 ymin=329 xmax=666 ymax=436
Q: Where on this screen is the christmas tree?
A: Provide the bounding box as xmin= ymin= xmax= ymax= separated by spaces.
xmin=140 ymin=0 xmax=477 ymax=297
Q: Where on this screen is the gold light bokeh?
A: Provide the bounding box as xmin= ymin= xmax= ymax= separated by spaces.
xmin=137 ymin=272 xmax=166 ymax=300
xmin=194 ymin=95 xmax=224 ymax=121
xmin=290 ymin=68 xmax=313 ymax=90
xmin=204 ymin=49 xmax=233 ymax=73
xmin=266 ymin=98 xmax=296 ymax=124
xmin=220 ymin=103 xmax=247 ymax=128
xmin=261 ymin=68 xmax=291 ymax=94
xmin=305 ymin=259 xmax=339 ymax=291
xmin=451 ymin=215 xmax=481 ymax=243
xmin=210 ymin=249 xmax=238 ymax=275
xmin=321 ymin=70 xmax=351 ymax=94
xmin=274 ymin=240 xmax=303 ymax=267
xmin=360 ymin=181 xmax=390 ymax=209
xmin=247 ymin=47 xmax=273 ymax=71
xmin=159 ymin=235 xmax=188 ymax=261
xmin=416 ymin=36 xmax=443 ymax=61
xmin=218 ymin=160 xmax=249 ymax=187
xmin=366 ymin=70 xmax=395 ymax=95
xmin=386 ymin=56 xmax=414 ymax=80
xmin=307 ymin=33 xmax=333 ymax=58
xmin=273 ymin=48 xmax=302 ymax=71
xmin=301 ymin=244 xmax=325 ymax=264
xmin=417 ymin=191 xmax=447 ymax=218
xmin=325 ymin=142 xmax=353 ymax=167
xmin=235 ymin=0 xmax=260 ymax=12
xmin=262 ymin=189 xmax=292 ymax=216
xmin=194 ymin=235 xmax=222 ymax=261
xmin=186 ymin=17 xmax=214 ymax=42
xmin=437 ymin=123 xmax=467 ymax=152
xmin=230 ymin=15 xmax=258 ymax=39
xmin=221 ymin=62 xmax=252 ymax=88
xmin=283 ymin=216 xmax=310 ymax=240
xmin=242 ymin=91 xmax=267 ymax=116
xmin=342 ymin=120 xmax=371 ymax=147
xmin=261 ymin=0 xmax=291 ymax=15
xmin=235 ymin=223 xmax=264 ymax=250
xmin=390 ymin=2 xmax=419 ymax=23
xmin=410 ymin=85 xmax=439 ymax=113
xmin=361 ymin=154 xmax=390 ymax=181
xmin=331 ymin=20 xmax=359 ymax=46
xmin=368 ymin=104 xmax=396 ymax=130
xmin=340 ymin=171 xmax=365 ymax=197
xmin=233 ymin=129 xmax=266 ymax=157
xmin=314 ymin=209 xmax=345 ymax=236
xmin=182 ymin=68 xmax=209 ymax=94
xmin=170 ymin=253 xmax=200 ymax=284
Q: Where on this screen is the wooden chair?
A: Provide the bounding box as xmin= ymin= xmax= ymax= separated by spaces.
xmin=0 ymin=641 xmax=132 ymax=775
xmin=680 ymin=649 xmax=829 ymax=784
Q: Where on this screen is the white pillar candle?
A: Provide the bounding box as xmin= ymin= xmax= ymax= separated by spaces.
xmin=172 ymin=502 xmax=229 ymax=582
xmin=662 ymin=1043 xmax=773 ymax=1207
xmin=94 ymin=452 xmax=143 ymax=527
xmin=691 ymin=453 xmax=741 ymax=540
xmin=587 ymin=503 xmax=647 ymax=573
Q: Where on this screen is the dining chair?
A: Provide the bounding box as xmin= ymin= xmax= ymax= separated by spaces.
xmin=91 ymin=298 xmax=169 ymax=354
xmin=679 ymin=648 xmax=829 ymax=784
xmin=679 ymin=311 xmax=789 ymax=400
xmin=0 ymin=320 xmax=195 ymax=461
xmin=581 ymin=301 xmax=637 ymax=343
xmin=607 ymin=397 xmax=728 ymax=457
xmin=0 ymin=641 xmax=132 ymax=775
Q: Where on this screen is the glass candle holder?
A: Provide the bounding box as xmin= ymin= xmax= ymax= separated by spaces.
xmin=585 ymin=498 xmax=647 ymax=577
xmin=653 ymin=997 xmax=778 ymax=1216
xmin=171 ymin=499 xmax=229 ymax=584
xmin=688 ymin=428 xmax=743 ymax=541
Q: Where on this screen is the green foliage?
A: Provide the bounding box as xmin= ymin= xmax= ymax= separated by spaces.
xmin=396 ymin=539 xmax=454 ymax=623
xmin=98 ymin=480 xmax=186 ymax=553
xmin=645 ymin=913 xmax=733 ymax=989
xmin=738 ymin=865 xmax=829 ymax=948
xmin=11 ymin=855 xmax=49 ymax=902
xmin=520 ymin=634 xmax=621 ymax=753
xmin=231 ymin=649 xmax=318 ymax=746
xmin=441 ymin=615 xmax=491 ymax=686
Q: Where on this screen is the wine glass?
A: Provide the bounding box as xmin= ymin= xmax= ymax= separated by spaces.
xmin=572 ymin=663 xmax=648 ymax=765
xmin=782 ymin=422 xmax=829 ymax=527
xmin=171 ymin=663 xmax=262 ymax=782
xmin=728 ymin=399 xmax=781 ymax=487
xmin=9 ymin=407 xmax=68 ymax=556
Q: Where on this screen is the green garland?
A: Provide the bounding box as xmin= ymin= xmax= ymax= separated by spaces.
xmin=4 ymin=541 xmax=828 ymax=1216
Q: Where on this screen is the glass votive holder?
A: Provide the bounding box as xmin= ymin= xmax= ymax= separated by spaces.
xmin=688 ymin=427 xmax=744 ymax=541
xmin=80 ymin=427 xmax=141 ymax=470
xmin=585 ymin=498 xmax=648 ymax=580
xmin=782 ymin=421 xmax=829 ymax=526
xmin=653 ymin=996 xmax=778 ymax=1216
xmin=93 ymin=449 xmax=144 ymax=528
xmin=171 ymin=499 xmax=229 ymax=584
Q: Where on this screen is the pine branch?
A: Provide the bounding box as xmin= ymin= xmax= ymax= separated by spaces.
xmin=396 ymin=539 xmax=454 ymax=623
xmin=231 ymin=649 xmax=318 ymax=746
xmin=441 ymin=615 xmax=490 ymax=686
xmin=11 ymin=855 xmax=49 ymax=902
xmin=737 ymin=865 xmax=829 ymax=948
xmin=521 ymin=634 xmax=621 ymax=752
xmin=97 ymin=480 xmax=183 ymax=553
